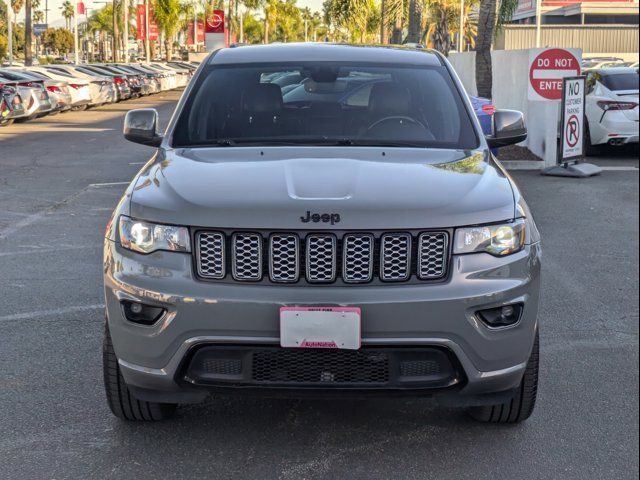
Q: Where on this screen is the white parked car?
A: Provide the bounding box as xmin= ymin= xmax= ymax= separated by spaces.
xmin=582 ymin=57 xmax=625 ymax=70
xmin=43 ymin=65 xmax=117 ymax=106
xmin=585 ymin=67 xmax=639 ymax=154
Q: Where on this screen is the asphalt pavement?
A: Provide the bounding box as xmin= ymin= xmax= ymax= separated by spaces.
xmin=0 ymin=91 xmax=638 ymax=480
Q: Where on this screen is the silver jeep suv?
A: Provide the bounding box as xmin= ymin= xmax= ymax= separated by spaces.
xmin=103 ymin=44 xmax=541 ymax=423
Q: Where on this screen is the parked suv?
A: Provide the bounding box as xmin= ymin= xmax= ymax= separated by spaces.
xmin=104 ymin=44 xmax=541 ymax=423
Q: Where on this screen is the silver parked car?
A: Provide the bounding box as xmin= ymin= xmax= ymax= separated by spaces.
xmin=17 ymin=69 xmax=73 ymax=113
xmin=104 ymin=44 xmax=541 ymax=423
xmin=44 ymin=65 xmax=118 ymax=105
xmin=0 ymin=69 xmax=53 ymax=120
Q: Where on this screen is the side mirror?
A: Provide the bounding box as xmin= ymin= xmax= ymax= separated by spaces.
xmin=486 ymin=110 xmax=527 ymax=149
xmin=123 ymin=108 xmax=163 ymax=147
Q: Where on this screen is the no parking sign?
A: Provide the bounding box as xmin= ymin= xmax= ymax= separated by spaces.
xmin=559 ymin=77 xmax=586 ymax=163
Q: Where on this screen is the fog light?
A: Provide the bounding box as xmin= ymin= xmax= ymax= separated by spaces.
xmin=129 ymin=302 xmax=143 ymax=314
xmin=121 ymin=300 xmax=165 ymax=325
xmin=477 ymin=303 xmax=523 ymax=328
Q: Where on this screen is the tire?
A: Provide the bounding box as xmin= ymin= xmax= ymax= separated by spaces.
xmin=103 ymin=321 xmax=177 ymax=421
xmin=468 ymin=330 xmax=539 ymax=424
xmin=585 ymin=121 xmax=602 ymax=157
xmin=0 ymin=119 xmax=14 ymax=127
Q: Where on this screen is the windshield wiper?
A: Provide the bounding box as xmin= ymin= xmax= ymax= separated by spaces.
xmin=212 ymin=139 xmax=236 ymax=146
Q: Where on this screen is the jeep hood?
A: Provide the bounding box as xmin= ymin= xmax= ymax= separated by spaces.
xmin=129 ymin=147 xmax=515 ymax=229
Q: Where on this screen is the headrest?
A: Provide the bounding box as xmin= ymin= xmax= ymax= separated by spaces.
xmin=368 ymin=82 xmax=411 ymax=116
xmin=242 ymin=83 xmax=283 ymax=112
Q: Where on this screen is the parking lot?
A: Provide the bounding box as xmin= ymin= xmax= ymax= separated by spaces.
xmin=0 ymin=90 xmax=638 ymax=479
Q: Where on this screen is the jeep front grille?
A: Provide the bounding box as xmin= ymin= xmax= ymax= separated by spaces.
xmin=269 ymin=234 xmax=299 ymax=282
xmin=231 ymin=233 xmax=262 ymax=281
xmin=195 ymin=230 xmax=449 ymax=284
xmin=196 ymin=232 xmax=225 ymax=279
xmin=306 ymin=234 xmax=337 ymax=283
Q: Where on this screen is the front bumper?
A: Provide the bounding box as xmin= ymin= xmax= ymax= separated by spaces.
xmin=105 ymin=240 xmax=541 ymax=403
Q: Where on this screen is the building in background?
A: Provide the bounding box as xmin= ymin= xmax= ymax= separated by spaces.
xmin=511 ymin=0 xmax=639 ymax=25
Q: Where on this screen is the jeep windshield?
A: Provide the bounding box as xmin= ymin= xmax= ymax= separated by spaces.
xmin=172 ymin=62 xmax=479 ymax=150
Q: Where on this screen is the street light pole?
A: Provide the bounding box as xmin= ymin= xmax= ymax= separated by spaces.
xmin=145 ymin=0 xmax=150 ymax=62
xmin=73 ymin=0 xmax=79 ymax=63
xmin=6 ymin=0 xmax=13 ymax=66
xmin=535 ymin=0 xmax=542 ymax=48
xmin=458 ymin=0 xmax=464 ymax=52
xmin=123 ymin=0 xmax=128 ymax=62
xmin=193 ymin=0 xmax=198 ymax=51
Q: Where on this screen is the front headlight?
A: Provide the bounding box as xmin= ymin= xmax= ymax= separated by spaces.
xmin=454 ymin=219 xmax=526 ymax=256
xmin=119 ymin=216 xmax=191 ymax=254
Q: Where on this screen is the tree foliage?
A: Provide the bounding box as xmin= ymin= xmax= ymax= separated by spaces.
xmin=42 ymin=27 xmax=74 ymax=54
xmin=153 ymin=0 xmax=183 ymax=60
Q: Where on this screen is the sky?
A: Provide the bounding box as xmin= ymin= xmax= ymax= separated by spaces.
xmin=16 ymin=0 xmax=326 ymax=25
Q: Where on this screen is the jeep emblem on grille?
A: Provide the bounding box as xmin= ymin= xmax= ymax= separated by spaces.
xmin=300 ymin=211 xmax=341 ymax=225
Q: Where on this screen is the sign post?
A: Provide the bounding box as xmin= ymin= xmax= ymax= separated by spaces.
xmin=541 ymin=76 xmax=602 ymax=177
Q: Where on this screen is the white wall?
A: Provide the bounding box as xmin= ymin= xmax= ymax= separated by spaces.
xmin=448 ymin=52 xmax=478 ymax=97
xmin=448 ymin=49 xmax=582 ymax=167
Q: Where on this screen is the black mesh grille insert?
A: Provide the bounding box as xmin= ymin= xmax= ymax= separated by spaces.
xmin=201 ymin=358 xmax=242 ymax=375
xmin=252 ymin=349 xmax=389 ymax=384
xmin=400 ymin=360 xmax=441 ymax=377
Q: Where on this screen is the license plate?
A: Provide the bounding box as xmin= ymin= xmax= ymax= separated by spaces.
xmin=280 ymin=307 xmax=361 ymax=350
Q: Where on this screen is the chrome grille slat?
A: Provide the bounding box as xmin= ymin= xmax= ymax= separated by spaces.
xmin=380 ymin=233 xmax=412 ymax=281
xmin=196 ymin=232 xmax=225 ymax=279
xmin=232 ymin=233 xmax=263 ymax=281
xmin=195 ymin=230 xmax=448 ymax=284
xmin=306 ymin=234 xmax=337 ymax=283
xmin=269 ymin=234 xmax=300 ymax=282
xmin=418 ymin=232 xmax=448 ymax=279
xmin=343 ymin=234 xmax=374 ymax=283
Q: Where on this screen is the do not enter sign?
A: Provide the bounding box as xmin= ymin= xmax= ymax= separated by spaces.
xmin=528 ymin=48 xmax=581 ymax=101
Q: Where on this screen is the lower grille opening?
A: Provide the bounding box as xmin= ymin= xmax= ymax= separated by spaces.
xmin=183 ymin=346 xmax=463 ymax=390
xmin=253 ymin=349 xmax=389 ymax=384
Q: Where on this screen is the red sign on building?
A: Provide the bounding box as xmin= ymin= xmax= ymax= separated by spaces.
xmin=205 ymin=10 xmax=225 ymax=34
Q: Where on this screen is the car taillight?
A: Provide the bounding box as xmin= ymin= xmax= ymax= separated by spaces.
xmin=597 ymin=100 xmax=638 ymax=111
xmin=481 ymin=104 xmax=496 ymax=115
xmin=69 ymin=84 xmax=84 ymax=90
xmin=47 ymin=85 xmax=61 ymax=93
xmin=114 ymin=77 xmax=125 ymax=85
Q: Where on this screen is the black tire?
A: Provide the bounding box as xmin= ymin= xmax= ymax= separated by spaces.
xmin=584 ymin=121 xmax=602 ymax=157
xmin=468 ymin=330 xmax=539 ymax=424
xmin=103 ymin=321 xmax=177 ymax=421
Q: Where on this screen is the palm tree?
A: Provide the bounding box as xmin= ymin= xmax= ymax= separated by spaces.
xmin=87 ymin=5 xmax=114 ymax=60
xmin=324 ymin=0 xmax=378 ymax=43
xmin=387 ymin=0 xmax=404 ymax=44
xmin=262 ymin=0 xmax=278 ymax=43
xmin=153 ymin=0 xmax=182 ymax=61
xmin=60 ymin=1 xmax=75 ymax=30
xmin=406 ymin=0 xmax=421 ymax=43
xmin=24 ymin=0 xmax=32 ymax=64
xmin=11 ymin=0 xmax=24 ymax=16
xmin=423 ymin=0 xmax=478 ymax=55
xmin=33 ymin=9 xmax=44 ymax=23
xmin=475 ymin=0 xmax=518 ymax=98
